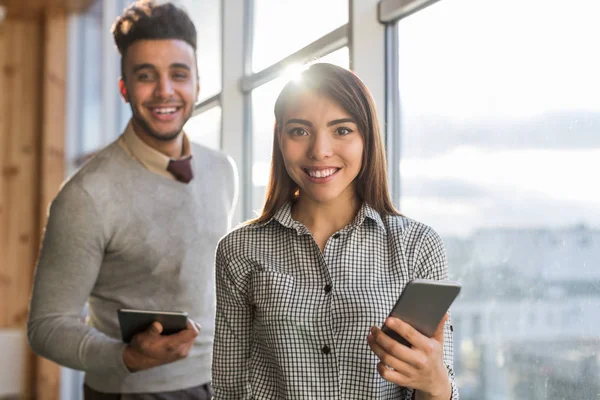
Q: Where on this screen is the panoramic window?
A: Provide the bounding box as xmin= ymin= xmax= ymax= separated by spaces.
xmin=251 ymin=0 xmax=348 ymax=72
xmin=395 ymin=0 xmax=600 ymax=398
xmin=184 ymin=106 xmax=222 ymax=151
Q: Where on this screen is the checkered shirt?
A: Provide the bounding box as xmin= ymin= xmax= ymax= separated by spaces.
xmin=213 ymin=202 xmax=458 ymax=399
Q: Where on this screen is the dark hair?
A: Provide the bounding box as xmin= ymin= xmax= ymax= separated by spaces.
xmin=111 ymin=0 xmax=197 ymax=80
xmin=251 ymin=63 xmax=399 ymax=224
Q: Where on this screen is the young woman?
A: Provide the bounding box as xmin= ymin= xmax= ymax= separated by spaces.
xmin=212 ymin=63 xmax=458 ymax=400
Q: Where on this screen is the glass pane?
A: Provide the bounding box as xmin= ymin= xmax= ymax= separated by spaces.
xmin=396 ymin=1 xmax=600 ymax=399
xmin=252 ymin=0 xmax=348 ymax=72
xmin=179 ymin=0 xmax=222 ymax=102
xmin=251 ymin=47 xmax=350 ymax=215
xmin=79 ymin=0 xmax=103 ymax=157
xmin=184 ymin=106 xmax=221 ymax=151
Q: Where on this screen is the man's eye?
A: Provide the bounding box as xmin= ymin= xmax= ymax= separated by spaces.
xmin=288 ymin=127 xmax=308 ymax=136
xmin=173 ymin=72 xmax=189 ymax=80
xmin=137 ymin=73 xmax=154 ymax=81
xmin=336 ymin=127 xmax=353 ymax=136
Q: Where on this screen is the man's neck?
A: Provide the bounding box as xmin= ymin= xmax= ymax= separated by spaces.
xmin=131 ymin=119 xmax=183 ymax=159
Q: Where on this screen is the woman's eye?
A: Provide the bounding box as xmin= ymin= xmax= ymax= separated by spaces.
xmin=336 ymin=127 xmax=352 ymax=136
xmin=288 ymin=128 xmax=308 ymax=136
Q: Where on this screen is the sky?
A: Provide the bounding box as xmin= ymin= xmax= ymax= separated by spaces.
xmin=395 ymin=0 xmax=600 ymax=237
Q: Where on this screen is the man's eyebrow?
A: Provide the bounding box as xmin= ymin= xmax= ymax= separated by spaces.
xmin=132 ymin=63 xmax=155 ymax=74
xmin=170 ymin=63 xmax=191 ymax=71
xmin=285 ymin=119 xmax=313 ymax=127
xmin=327 ymin=118 xmax=355 ymax=126
xmin=131 ymin=63 xmax=192 ymax=74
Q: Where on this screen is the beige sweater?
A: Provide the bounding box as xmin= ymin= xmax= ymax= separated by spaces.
xmin=27 ymin=139 xmax=237 ymax=393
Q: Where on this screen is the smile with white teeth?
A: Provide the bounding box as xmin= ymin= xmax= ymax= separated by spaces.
xmin=305 ymin=168 xmax=339 ymax=178
xmin=153 ymin=107 xmax=178 ymax=114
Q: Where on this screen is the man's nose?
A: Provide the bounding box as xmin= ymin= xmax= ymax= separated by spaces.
xmin=154 ymin=76 xmax=174 ymax=99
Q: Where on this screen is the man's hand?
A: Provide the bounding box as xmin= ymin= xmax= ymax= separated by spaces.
xmin=367 ymin=313 xmax=451 ymax=400
xmin=122 ymin=319 xmax=200 ymax=372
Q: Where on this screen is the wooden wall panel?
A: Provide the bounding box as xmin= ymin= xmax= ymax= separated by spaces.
xmin=2 ymin=19 xmax=42 ymax=328
xmin=0 ymin=0 xmax=94 ymax=19
xmin=40 ymin=10 xmax=67 ymax=218
xmin=0 ymin=17 xmax=43 ymax=399
xmin=0 ymin=8 xmax=67 ymax=398
xmin=35 ymin=10 xmax=67 ymax=400
xmin=0 ymin=16 xmax=9 ymax=329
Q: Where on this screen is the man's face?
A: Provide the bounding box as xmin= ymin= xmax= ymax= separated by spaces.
xmin=119 ymin=39 xmax=199 ymax=142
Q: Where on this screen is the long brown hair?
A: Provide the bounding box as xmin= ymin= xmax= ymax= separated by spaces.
xmin=251 ymin=63 xmax=399 ymax=224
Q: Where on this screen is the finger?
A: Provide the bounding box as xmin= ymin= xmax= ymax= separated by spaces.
xmin=385 ymin=317 xmax=429 ymax=350
xmin=370 ymin=326 xmax=422 ymax=369
xmin=368 ymin=331 xmax=416 ymax=377
xmin=147 ymin=321 xmax=163 ymax=336
xmin=176 ymin=341 xmax=194 ymax=358
xmin=376 ymin=361 xmax=412 ymax=387
xmin=186 ymin=319 xmax=199 ymax=334
xmin=164 ymin=324 xmax=198 ymax=347
xmin=433 ymin=313 xmax=449 ymax=345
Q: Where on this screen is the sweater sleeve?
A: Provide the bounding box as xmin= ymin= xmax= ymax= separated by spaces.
xmin=27 ymin=181 xmax=132 ymax=378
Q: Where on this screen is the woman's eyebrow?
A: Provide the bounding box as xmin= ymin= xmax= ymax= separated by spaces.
xmin=327 ymin=118 xmax=355 ymax=126
xmin=285 ymin=119 xmax=312 ymax=127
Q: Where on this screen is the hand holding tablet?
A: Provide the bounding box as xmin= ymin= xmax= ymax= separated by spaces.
xmin=117 ymin=309 xmax=200 ymax=372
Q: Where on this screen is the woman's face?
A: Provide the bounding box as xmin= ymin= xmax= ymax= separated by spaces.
xmin=279 ymin=90 xmax=364 ymax=206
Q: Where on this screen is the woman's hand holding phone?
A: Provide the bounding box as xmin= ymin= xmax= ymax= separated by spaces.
xmin=122 ymin=319 xmax=201 ymax=372
xmin=367 ymin=314 xmax=451 ymax=400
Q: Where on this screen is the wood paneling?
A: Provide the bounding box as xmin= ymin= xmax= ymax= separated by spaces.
xmin=0 ymin=8 xmax=67 ymax=399
xmin=0 ymin=17 xmax=43 ymax=399
xmin=1 ymin=19 xmax=42 ymax=328
xmin=35 ymin=10 xmax=67 ymax=400
xmin=0 ymin=0 xmax=94 ymax=19
xmin=0 ymin=11 xmax=9 ymax=329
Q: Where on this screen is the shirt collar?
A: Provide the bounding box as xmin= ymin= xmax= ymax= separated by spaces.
xmin=268 ymin=201 xmax=386 ymax=234
xmin=122 ymin=121 xmax=193 ymax=174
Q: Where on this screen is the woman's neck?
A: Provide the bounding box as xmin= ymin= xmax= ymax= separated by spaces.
xmin=292 ymin=191 xmax=362 ymax=237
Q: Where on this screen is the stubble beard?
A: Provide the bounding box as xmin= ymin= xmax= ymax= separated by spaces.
xmin=131 ymin=105 xmax=194 ymax=142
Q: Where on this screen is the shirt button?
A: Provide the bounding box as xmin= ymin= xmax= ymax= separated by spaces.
xmin=321 ymin=345 xmax=331 ymax=355
xmin=332 ymin=233 xmax=341 ymax=239
xmin=324 ymin=284 xmax=333 ymax=294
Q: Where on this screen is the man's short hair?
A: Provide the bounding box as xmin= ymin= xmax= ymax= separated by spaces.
xmin=112 ymin=0 xmax=197 ymax=79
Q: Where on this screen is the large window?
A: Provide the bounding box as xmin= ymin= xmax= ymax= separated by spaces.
xmin=184 ymin=106 xmax=222 ymax=150
xmin=394 ymin=0 xmax=600 ymax=398
xmin=179 ymin=0 xmax=222 ymax=102
xmin=78 ymin=0 xmax=103 ymax=157
xmin=250 ymin=47 xmax=350 ymax=214
xmin=251 ymin=0 xmax=348 ymax=72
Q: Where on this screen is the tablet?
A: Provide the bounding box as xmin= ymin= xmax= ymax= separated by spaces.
xmin=381 ymin=279 xmax=461 ymax=346
xmin=117 ymin=309 xmax=188 ymax=343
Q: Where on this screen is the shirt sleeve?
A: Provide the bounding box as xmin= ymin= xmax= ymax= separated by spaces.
xmin=212 ymin=239 xmax=254 ymax=399
xmin=414 ymin=227 xmax=459 ymax=400
xmin=27 ymin=181 xmax=131 ymax=378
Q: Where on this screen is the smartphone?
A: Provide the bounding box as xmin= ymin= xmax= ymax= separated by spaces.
xmin=117 ymin=309 xmax=188 ymax=343
xmin=381 ymin=279 xmax=461 ymax=346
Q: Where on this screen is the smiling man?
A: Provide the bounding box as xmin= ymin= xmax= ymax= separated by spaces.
xmin=27 ymin=1 xmax=238 ymax=399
